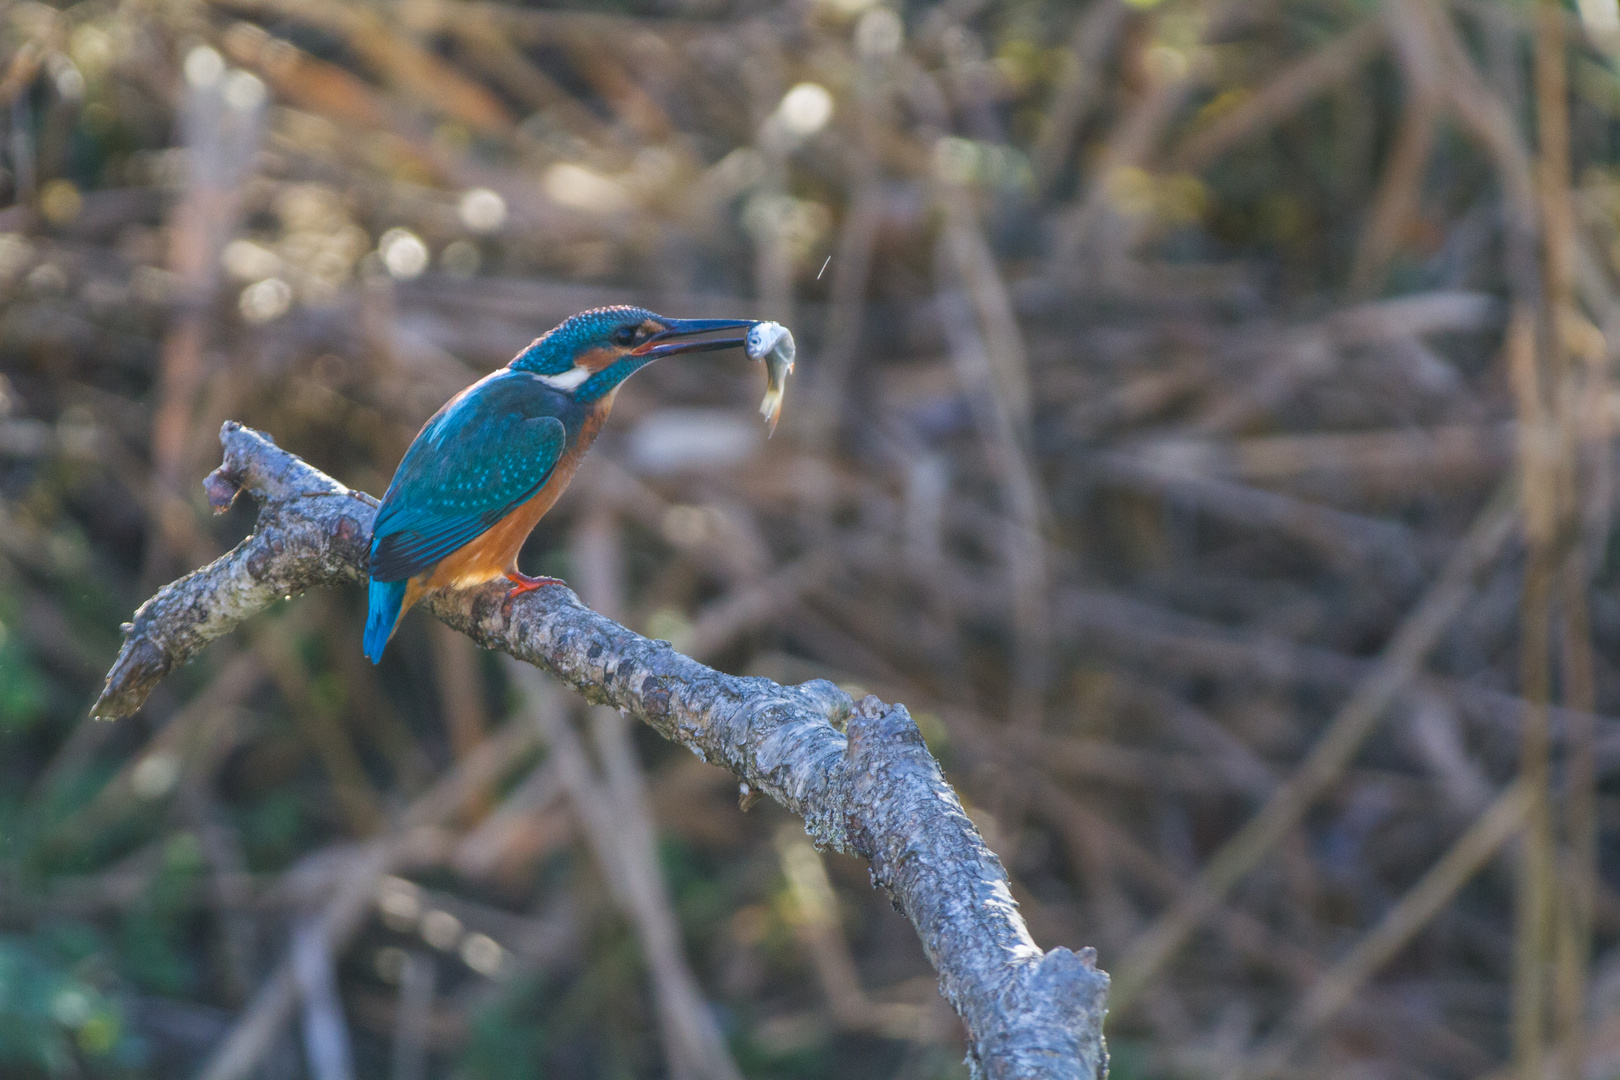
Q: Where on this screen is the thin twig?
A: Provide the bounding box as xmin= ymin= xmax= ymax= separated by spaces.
xmin=390 ymin=952 xmax=434 ymax=1080
xmin=1173 ymin=21 xmax=1384 ymax=173
xmin=1230 ymin=780 xmax=1531 ymax=1080
xmin=196 ymin=716 xmax=541 ymax=1080
xmin=293 ymin=918 xmax=357 ymax=1080
xmin=1108 ymin=476 xmax=1519 ymax=1010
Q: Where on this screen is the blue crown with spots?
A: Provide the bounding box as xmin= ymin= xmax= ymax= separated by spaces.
xmin=510 ymin=306 xmax=658 ymax=375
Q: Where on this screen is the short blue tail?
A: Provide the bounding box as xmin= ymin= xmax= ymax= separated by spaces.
xmin=364 ymin=578 xmax=408 ymax=663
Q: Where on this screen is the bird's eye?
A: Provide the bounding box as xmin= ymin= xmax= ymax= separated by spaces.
xmin=612 ymin=326 xmax=637 ymax=347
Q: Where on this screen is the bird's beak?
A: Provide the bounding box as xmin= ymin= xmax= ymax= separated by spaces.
xmin=632 ymin=318 xmax=755 ymax=359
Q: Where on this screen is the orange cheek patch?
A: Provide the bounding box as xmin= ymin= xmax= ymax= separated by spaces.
xmin=575 ymin=346 xmax=620 ymax=372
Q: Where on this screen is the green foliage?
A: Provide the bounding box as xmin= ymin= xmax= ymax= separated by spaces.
xmin=234 ymin=788 xmax=309 ymax=871
xmin=458 ymin=975 xmax=550 ymax=1080
xmin=0 ymin=613 xmax=45 ymax=735
xmin=0 ymin=933 xmax=139 ymax=1076
xmin=116 ymin=835 xmax=204 ymax=998
xmin=1102 ymin=1038 xmax=1154 ymax=1080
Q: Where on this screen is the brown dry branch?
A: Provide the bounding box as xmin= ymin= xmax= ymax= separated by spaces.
xmin=390 ymin=951 xmax=436 ymax=1080
xmin=146 ymin=44 xmax=265 ymax=581
xmin=292 ymin=916 xmax=357 ymax=1080
xmin=936 ymin=202 xmax=1050 ymax=736
xmin=774 ymin=824 xmax=936 ymax=1040
xmin=1532 ymin=9 xmax=1600 ymax=1080
xmin=1058 ymin=584 xmax=1620 ymax=766
xmin=49 ymin=648 xmax=265 ymax=854
xmin=1229 ymin=780 xmax=1532 ymax=1080
xmin=1031 ymin=0 xmax=1129 ymax=195
xmin=1031 ymin=771 xmax=1497 ymax=1075
xmin=95 ymin=421 xmax=1111 ymax=1079
xmin=197 ymin=705 xmax=543 ymax=1080
xmin=176 ymin=774 xmax=261 ymax=1005
xmin=1171 ymin=21 xmax=1385 ymax=173
xmin=516 ymin=665 xmax=744 ymax=1080
xmin=254 ymin=622 xmax=387 ymax=834
xmin=544 ymin=505 xmax=742 ymax=1080
xmin=1047 ymin=0 xmax=1249 ymax=272
xmin=1349 ymin=2 xmax=1441 ymax=298
xmin=1107 ymin=476 xmax=1519 ymax=1011
xmin=449 ymin=758 xmax=565 ymax=880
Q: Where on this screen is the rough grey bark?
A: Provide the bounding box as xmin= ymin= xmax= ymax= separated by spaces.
xmin=96 ymin=422 xmax=1110 ymax=1078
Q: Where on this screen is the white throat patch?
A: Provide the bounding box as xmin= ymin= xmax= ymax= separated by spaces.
xmin=533 ymin=365 xmax=592 ymax=391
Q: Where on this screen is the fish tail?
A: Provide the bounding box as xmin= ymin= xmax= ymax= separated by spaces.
xmin=760 ymin=389 xmax=783 ymax=437
xmin=364 ymin=578 xmax=409 ymax=663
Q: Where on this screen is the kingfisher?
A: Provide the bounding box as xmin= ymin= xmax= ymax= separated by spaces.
xmin=363 ymin=306 xmax=755 ymax=662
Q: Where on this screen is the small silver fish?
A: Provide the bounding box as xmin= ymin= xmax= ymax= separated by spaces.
xmin=744 ymin=321 xmax=795 ymax=437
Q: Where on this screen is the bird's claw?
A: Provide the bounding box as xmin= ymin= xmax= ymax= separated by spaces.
xmin=502 ymin=571 xmax=565 ymax=614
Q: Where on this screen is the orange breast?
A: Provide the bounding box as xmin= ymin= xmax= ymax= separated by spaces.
xmin=403 ymin=393 xmax=616 ymax=611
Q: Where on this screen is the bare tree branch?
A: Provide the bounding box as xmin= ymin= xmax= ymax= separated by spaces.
xmin=96 ymin=421 xmax=1111 ymax=1079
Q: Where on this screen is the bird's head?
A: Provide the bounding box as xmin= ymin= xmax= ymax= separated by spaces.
xmin=511 ymin=306 xmax=754 ymax=402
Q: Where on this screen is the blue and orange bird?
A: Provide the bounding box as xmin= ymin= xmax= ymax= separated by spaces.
xmin=362 ymin=306 xmax=755 ymax=662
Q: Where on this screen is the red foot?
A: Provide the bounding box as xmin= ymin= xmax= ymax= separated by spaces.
xmin=503 ymin=570 xmax=565 ymax=605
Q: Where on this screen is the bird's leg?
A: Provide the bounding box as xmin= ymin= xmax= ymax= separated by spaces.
xmin=504 ymin=569 xmax=565 ymax=598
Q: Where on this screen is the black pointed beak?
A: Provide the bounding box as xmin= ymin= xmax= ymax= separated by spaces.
xmin=632 ymin=318 xmax=755 ymax=359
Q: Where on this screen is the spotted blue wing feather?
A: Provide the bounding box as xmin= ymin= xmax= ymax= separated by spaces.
xmin=369 ymin=371 xmax=568 ymax=583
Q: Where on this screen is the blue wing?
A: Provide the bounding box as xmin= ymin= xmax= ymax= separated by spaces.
xmin=369 ymin=371 xmax=568 ymax=582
